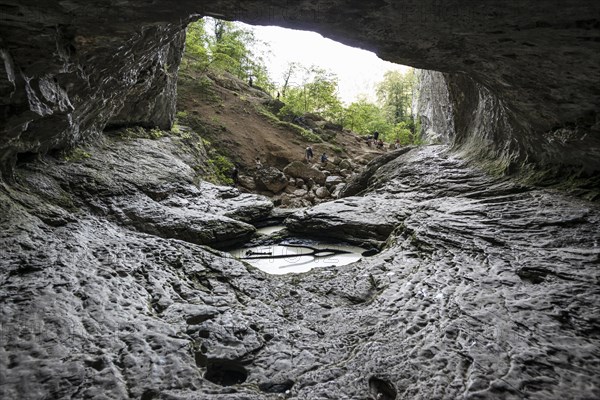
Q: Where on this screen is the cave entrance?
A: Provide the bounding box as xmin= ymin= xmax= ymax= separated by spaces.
xmin=174 ymin=17 xmax=435 ymax=189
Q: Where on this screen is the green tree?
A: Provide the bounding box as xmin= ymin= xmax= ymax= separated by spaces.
xmin=280 ymin=62 xmax=301 ymax=97
xmin=182 ymin=19 xmax=209 ymax=71
xmin=182 ymin=18 xmax=273 ymax=91
xmin=279 ymin=65 xmax=343 ymax=122
xmin=208 ymin=19 xmax=256 ymax=79
xmin=376 ymin=69 xmax=415 ymax=124
xmin=342 ymin=98 xmax=387 ymax=135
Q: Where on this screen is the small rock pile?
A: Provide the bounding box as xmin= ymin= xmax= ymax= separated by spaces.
xmin=238 ymin=157 xmax=358 ymax=208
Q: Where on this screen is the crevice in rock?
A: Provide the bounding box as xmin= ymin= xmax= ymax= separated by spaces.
xmin=259 ymin=379 xmax=294 ymax=393
xmin=368 ymin=377 xmax=397 ymax=400
xmin=204 ymin=359 xmax=248 ymax=386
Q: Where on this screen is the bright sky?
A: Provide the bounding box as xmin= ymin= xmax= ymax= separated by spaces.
xmin=239 ymin=23 xmax=410 ymax=105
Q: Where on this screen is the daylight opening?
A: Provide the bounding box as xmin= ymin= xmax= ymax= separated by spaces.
xmin=175 ymin=18 xmax=450 ymax=185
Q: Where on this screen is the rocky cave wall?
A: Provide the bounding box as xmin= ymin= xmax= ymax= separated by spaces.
xmin=413 ymin=70 xmax=455 ymax=145
xmin=1 ymin=0 xmax=599 ymax=179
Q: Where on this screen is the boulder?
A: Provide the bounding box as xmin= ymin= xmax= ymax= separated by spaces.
xmin=293 ymin=189 xmax=308 ymax=197
xmin=262 ymin=98 xmax=285 ymax=114
xmin=254 ymin=166 xmax=288 ymax=193
xmin=321 ymin=162 xmax=339 ymax=173
xmin=284 ymin=185 xmax=297 ymax=194
xmin=279 ymin=193 xmax=293 ymax=206
xmin=237 ymin=175 xmax=256 ymax=191
xmin=283 ymin=161 xmax=326 ymax=185
xmin=339 ymin=159 xmax=353 ymax=171
xmin=324 ymin=121 xmax=343 ymax=131
xmin=285 ymin=196 xmax=407 ymax=243
xmin=325 ymin=175 xmax=344 ymax=189
xmin=315 ymin=186 xmax=330 ymax=199
xmin=331 ymin=183 xmax=346 ymax=199
xmin=279 ymin=194 xmax=311 ymax=208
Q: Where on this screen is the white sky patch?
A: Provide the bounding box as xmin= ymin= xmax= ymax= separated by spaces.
xmin=239 ymin=23 xmax=410 ymax=105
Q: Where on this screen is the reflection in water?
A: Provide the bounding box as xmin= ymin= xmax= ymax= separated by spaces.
xmin=256 ymin=225 xmax=286 ymax=236
xmin=230 ymin=242 xmax=363 ymax=275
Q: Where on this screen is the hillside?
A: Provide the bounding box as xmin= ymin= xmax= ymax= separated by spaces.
xmin=176 ymin=69 xmax=384 ymax=174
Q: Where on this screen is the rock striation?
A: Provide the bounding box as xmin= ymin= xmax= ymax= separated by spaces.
xmin=2 ymin=143 xmax=599 ymax=399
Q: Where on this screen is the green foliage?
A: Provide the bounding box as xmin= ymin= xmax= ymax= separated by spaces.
xmin=182 ymin=17 xmax=274 ymax=92
xmin=62 ymin=147 xmax=91 ymax=162
xmin=117 ymin=127 xmax=166 ymax=141
xmin=178 ymin=73 xmax=219 ymax=103
xmin=331 ymin=144 xmax=343 ymax=154
xmin=341 ymin=69 xmax=422 ymax=146
xmin=258 ymin=108 xmax=322 ymax=143
xmin=149 ymin=128 xmax=164 ymax=140
xmin=376 ymin=69 xmax=415 ymax=124
xmin=182 ymin=19 xmax=210 ymax=71
xmin=171 ymin=123 xmax=182 ymax=134
xmin=207 ymin=155 xmax=234 ymax=185
xmin=414 ymin=116 xmax=422 ymax=140
xmin=342 ymin=98 xmax=388 ymax=135
xmin=120 ymin=126 xmax=145 ymax=139
xmin=278 ymin=66 xmax=343 ymax=123
xmin=392 ymin=121 xmax=421 ymax=145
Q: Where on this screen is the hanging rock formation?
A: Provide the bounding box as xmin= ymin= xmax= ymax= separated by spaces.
xmin=1 ymin=1 xmax=599 ymax=177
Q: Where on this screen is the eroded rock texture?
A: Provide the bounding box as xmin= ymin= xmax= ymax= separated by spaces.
xmin=413 ymin=70 xmax=455 ymax=144
xmin=1 ymin=1 xmax=600 ymax=399
xmin=2 ymin=144 xmax=599 ymax=399
xmin=1 ymin=1 xmax=600 ymax=177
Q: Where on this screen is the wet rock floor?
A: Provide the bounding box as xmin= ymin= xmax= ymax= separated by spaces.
xmin=1 ymin=143 xmax=598 ymax=399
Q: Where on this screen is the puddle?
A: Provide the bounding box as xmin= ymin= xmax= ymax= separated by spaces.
xmin=230 ymin=241 xmax=363 ymax=275
xmin=256 ymin=225 xmax=286 ymax=236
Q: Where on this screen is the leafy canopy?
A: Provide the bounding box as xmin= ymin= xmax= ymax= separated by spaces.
xmin=279 ymin=65 xmax=343 ymax=123
xmin=182 ymin=18 xmax=273 ymax=91
xmin=181 ymin=18 xmax=421 ymax=145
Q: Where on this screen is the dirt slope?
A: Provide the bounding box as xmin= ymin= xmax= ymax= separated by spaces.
xmin=176 ymin=70 xmax=384 ymax=173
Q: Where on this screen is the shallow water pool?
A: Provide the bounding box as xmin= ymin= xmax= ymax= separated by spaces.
xmin=255 ymin=225 xmax=286 ymax=236
xmin=230 ymin=242 xmax=363 ymax=275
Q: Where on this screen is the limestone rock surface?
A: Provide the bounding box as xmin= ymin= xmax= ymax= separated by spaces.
xmin=1 ymin=144 xmax=600 ymax=399
xmin=283 ymin=161 xmax=326 ymax=185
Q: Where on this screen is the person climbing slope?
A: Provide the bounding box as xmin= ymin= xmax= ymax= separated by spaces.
xmin=305 ymin=146 xmax=314 ymax=162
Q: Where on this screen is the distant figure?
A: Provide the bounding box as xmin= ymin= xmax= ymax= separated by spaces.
xmin=373 ymin=131 xmax=380 ymax=141
xmin=231 ymin=166 xmax=239 ymax=185
xmin=255 ymin=157 xmax=262 ymax=169
xmin=320 ymin=153 xmax=328 ymax=164
xmin=248 ymin=76 xmax=253 ymax=87
xmin=276 ymin=91 xmax=280 ymax=99
xmin=394 ymin=139 xmax=400 ymax=149
xmin=305 ymin=146 xmax=314 ymax=162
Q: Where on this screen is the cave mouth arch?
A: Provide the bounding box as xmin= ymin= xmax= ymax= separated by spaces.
xmin=1 ymin=1 xmax=599 ymax=180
